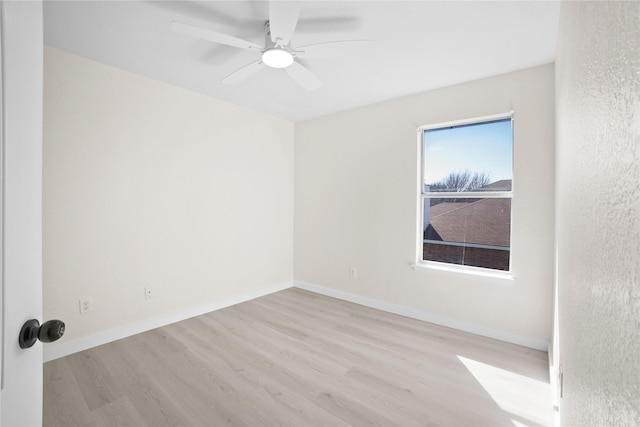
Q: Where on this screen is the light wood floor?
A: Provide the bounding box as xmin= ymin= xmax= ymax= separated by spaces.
xmin=44 ymin=288 xmax=552 ymax=426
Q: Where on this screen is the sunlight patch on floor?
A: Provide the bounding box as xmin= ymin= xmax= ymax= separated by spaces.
xmin=457 ymin=355 xmax=552 ymax=426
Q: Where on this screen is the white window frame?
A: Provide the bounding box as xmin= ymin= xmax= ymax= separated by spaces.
xmin=415 ymin=112 xmax=514 ymax=279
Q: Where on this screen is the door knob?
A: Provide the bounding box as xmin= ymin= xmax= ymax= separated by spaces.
xmin=19 ymin=319 xmax=65 ymax=349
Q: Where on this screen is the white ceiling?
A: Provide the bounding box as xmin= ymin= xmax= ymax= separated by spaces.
xmin=44 ymin=1 xmax=561 ymax=122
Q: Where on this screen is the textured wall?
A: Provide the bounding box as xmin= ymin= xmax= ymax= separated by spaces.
xmin=555 ymin=1 xmax=640 ymax=425
xmin=295 ymin=64 xmax=555 ymax=345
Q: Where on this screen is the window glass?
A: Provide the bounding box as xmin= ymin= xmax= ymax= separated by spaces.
xmin=423 ymin=119 xmax=512 ymax=192
xmin=421 ymin=117 xmax=512 ymax=272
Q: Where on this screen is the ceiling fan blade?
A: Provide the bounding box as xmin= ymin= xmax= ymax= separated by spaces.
xmin=222 ymin=60 xmax=266 ymax=85
xmin=296 ymin=40 xmax=374 ymax=59
xmin=268 ymin=1 xmax=301 ymax=46
xmin=171 ymin=21 xmax=261 ymax=51
xmin=285 ymin=61 xmax=322 ymax=91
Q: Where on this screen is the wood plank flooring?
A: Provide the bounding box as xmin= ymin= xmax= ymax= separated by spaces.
xmin=44 ymin=288 xmax=552 ymax=426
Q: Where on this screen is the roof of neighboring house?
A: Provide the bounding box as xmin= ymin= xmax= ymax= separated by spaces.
xmin=478 ymin=179 xmax=512 ymax=192
xmin=427 ymin=198 xmax=511 ymax=247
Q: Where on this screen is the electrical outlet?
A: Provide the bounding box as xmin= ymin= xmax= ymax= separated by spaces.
xmin=350 ymin=267 xmax=357 ymax=279
xmin=79 ymin=297 xmax=93 ymax=314
xmin=145 ymin=286 xmax=152 ymax=300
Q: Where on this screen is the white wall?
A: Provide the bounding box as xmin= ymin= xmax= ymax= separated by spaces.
xmin=43 ymin=46 xmax=555 ymax=355
xmin=43 ymin=47 xmax=294 ymax=347
xmin=555 ymin=2 xmax=640 ymax=425
xmin=295 ymin=64 xmax=555 ymax=345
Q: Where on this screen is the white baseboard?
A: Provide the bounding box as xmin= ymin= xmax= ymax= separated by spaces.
xmin=44 ymin=279 xmax=548 ymax=362
xmin=43 ymin=281 xmax=293 ymax=362
xmin=294 ymin=281 xmax=549 ymax=352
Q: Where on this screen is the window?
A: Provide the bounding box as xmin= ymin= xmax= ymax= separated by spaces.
xmin=419 ymin=115 xmax=513 ymax=272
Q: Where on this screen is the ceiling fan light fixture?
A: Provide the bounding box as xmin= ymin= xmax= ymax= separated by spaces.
xmin=262 ymin=48 xmax=294 ymax=68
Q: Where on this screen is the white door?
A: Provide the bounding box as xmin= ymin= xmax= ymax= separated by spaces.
xmin=0 ymin=1 xmax=44 ymax=426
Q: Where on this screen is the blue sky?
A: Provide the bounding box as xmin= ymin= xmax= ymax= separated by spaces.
xmin=423 ymin=119 xmax=512 ymax=185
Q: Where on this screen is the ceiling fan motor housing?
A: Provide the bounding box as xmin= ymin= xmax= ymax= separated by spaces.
xmin=262 ymin=21 xmax=294 ymax=68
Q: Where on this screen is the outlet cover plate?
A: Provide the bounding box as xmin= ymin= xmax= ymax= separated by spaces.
xmin=79 ymin=297 xmax=93 ymax=314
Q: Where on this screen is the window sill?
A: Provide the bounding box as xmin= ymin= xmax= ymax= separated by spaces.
xmin=411 ymin=261 xmax=515 ymax=283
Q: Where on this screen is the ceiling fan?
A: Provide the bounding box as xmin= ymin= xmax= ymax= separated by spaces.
xmin=171 ymin=2 xmax=370 ymax=91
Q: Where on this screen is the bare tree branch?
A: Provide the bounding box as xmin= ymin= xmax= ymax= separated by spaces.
xmin=428 ymin=170 xmax=491 ymax=192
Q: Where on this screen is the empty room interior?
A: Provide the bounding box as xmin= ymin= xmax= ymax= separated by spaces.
xmin=3 ymin=0 xmax=638 ymax=426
